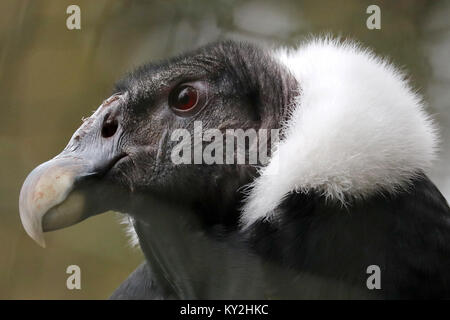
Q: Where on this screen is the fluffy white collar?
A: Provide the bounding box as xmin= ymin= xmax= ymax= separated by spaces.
xmin=241 ymin=38 xmax=438 ymax=227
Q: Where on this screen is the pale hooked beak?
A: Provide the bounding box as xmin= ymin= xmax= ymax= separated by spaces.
xmin=19 ymin=94 xmax=128 ymax=247
xmin=19 ymin=157 xmax=93 ymax=247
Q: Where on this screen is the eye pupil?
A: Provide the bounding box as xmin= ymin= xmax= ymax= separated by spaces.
xmin=170 ymin=85 xmax=198 ymax=111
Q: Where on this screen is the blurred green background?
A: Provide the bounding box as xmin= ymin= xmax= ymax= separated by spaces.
xmin=0 ymin=0 xmax=449 ymax=299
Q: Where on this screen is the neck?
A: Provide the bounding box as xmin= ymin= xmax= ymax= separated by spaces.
xmin=130 ymin=196 xmax=266 ymax=299
xmin=127 ymin=194 xmax=371 ymax=299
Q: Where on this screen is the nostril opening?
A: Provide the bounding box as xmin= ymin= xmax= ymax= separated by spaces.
xmin=102 ymin=118 xmax=118 ymax=138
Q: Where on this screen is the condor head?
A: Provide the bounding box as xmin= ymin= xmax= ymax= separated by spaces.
xmin=19 ymin=41 xmax=294 ymax=247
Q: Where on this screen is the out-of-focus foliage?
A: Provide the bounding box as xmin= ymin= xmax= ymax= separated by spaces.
xmin=0 ymin=0 xmax=448 ymax=299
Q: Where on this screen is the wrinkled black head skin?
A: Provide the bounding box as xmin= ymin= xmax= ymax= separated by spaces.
xmin=104 ymin=41 xmax=296 ymax=228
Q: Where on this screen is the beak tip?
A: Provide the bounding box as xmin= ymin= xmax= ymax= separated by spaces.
xmin=20 ymin=215 xmax=46 ymax=248
xmin=32 ymin=237 xmax=46 ymax=248
xmin=31 ymin=232 xmax=46 ymax=248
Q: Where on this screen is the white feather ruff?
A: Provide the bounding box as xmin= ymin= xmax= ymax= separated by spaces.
xmin=241 ymin=38 xmax=438 ymax=227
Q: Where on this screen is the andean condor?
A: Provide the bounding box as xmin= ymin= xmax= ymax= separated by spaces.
xmin=19 ymin=38 xmax=450 ymax=299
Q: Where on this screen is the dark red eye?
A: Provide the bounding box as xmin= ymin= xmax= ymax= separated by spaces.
xmin=169 ymin=85 xmax=198 ymax=111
